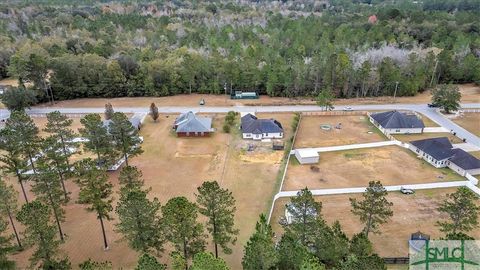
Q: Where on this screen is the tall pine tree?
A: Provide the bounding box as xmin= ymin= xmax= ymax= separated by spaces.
xmin=80 ymin=114 xmax=116 ymax=168
xmin=109 ymin=112 xmax=143 ymax=166
xmin=242 ymin=214 xmax=278 ymax=270
xmin=0 ymin=179 xmax=21 ymax=248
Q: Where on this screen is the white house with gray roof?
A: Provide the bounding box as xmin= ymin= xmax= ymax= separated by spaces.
xmin=241 ymin=114 xmax=283 ymax=140
xmin=369 ymin=110 xmax=425 ymax=134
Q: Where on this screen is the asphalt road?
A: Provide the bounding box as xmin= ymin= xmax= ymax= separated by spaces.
xmin=1 ymin=102 xmax=479 ymax=146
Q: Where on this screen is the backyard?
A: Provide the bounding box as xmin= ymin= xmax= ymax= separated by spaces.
xmin=393 ymin=132 xmax=463 ymax=143
xmin=283 ymin=146 xmax=464 ymax=191
xmin=452 ymin=113 xmax=480 ymax=137
xmin=270 ymin=188 xmax=480 ymax=258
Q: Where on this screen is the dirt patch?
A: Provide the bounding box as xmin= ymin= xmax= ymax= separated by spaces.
xmin=393 ymin=133 xmax=463 ymax=144
xmin=283 ymin=146 xmax=464 ymax=191
xmin=451 ymin=113 xmax=480 ymax=137
xmin=294 ymin=115 xmax=386 ymax=148
xmin=270 ymin=189 xmax=480 ymax=258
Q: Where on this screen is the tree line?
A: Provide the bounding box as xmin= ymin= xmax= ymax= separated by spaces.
xmin=0 ymin=0 xmax=479 ymax=102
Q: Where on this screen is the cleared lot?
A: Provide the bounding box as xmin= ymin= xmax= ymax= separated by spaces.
xmin=270 ymin=188 xmax=480 ymax=258
xmin=283 ymin=146 xmax=463 ymax=191
xmin=294 ymin=115 xmax=386 ymax=148
xmin=9 ymin=113 xmax=294 ymax=269
xmin=452 ymin=113 xmax=480 ymax=137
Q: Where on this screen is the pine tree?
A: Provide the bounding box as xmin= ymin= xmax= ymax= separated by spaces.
xmin=162 ymin=197 xmax=206 ymax=269
xmin=316 ymin=87 xmax=335 ymax=111
xmin=350 ymin=181 xmax=393 ymax=237
xmin=191 ymin=252 xmax=229 ymax=270
xmin=149 ymin=103 xmax=159 ymax=122
xmin=115 ymin=188 xmax=164 ymax=254
xmin=31 ymin=161 xmax=67 ymax=241
xmin=79 ymin=113 xmax=116 ymax=167
xmin=242 ymin=214 xmax=278 ymax=270
xmin=135 ymin=254 xmax=166 ymax=270
xmin=437 ymin=187 xmax=479 ymax=237
xmin=79 ymin=259 xmax=113 ymax=270
xmin=0 ymin=179 xmax=21 ymax=248
xmin=277 ymin=231 xmax=312 ymax=270
xmin=195 ymin=181 xmax=238 ymax=258
xmin=3 ymin=111 xmax=41 ymax=174
xmin=109 ymin=112 xmax=143 ymax=166
xmin=118 ymin=165 xmax=144 ymax=191
xmin=17 ymin=201 xmax=62 ymax=268
xmin=42 ymin=136 xmax=71 ymax=200
xmin=43 ymin=111 xmax=78 ymax=172
xmin=0 ymin=220 xmax=15 ymax=270
xmin=75 ymin=159 xmax=114 ymax=250
xmin=285 ymin=187 xmax=322 ymax=246
xmin=104 ymin=103 xmax=114 ymax=120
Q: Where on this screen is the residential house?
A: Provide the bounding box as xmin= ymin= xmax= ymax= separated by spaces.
xmin=447 ymin=149 xmax=480 ymax=176
xmin=370 ymin=110 xmax=425 ymax=134
xmin=173 ymin=111 xmax=214 ymax=137
xmin=241 ymin=113 xmax=283 ymax=140
xmin=103 ymin=113 xmax=143 ymax=132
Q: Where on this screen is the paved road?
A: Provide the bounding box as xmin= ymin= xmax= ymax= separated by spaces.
xmin=1 ymin=102 xmax=479 ymax=146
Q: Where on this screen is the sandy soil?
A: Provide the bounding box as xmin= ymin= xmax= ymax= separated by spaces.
xmin=284 ymin=146 xmax=463 ymax=191
xmin=8 ymin=112 xmax=294 ymax=269
xmin=294 ymin=115 xmax=386 ymax=148
xmin=451 ymin=113 xmax=480 ymax=137
xmin=31 ymin=84 xmax=480 ymax=109
xmin=393 ymin=133 xmax=463 ymax=144
xmin=270 ymin=189 xmax=480 ymax=258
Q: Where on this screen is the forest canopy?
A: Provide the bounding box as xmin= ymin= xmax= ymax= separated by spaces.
xmin=0 ymin=0 xmax=479 ymax=102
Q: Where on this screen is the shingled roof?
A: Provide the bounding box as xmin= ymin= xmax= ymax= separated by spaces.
xmin=371 ymin=111 xmax=425 ymax=129
xmin=175 ymin=111 xmax=213 ymax=133
xmin=410 ymin=137 xmax=454 ymax=160
xmin=449 ymin=149 xmax=480 ymax=170
xmin=241 ymin=114 xmax=283 ymax=134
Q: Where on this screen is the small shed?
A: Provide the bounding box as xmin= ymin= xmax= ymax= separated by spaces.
xmin=295 ymin=148 xmax=319 ymax=164
xmin=411 ymin=231 xmax=430 ymax=241
xmin=272 ymin=140 xmax=284 ymax=150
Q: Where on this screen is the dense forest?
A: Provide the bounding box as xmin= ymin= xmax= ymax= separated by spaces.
xmin=0 ymin=0 xmax=479 ymax=102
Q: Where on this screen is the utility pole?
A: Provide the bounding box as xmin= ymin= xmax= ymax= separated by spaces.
xmin=393 ymin=81 xmax=399 ymax=103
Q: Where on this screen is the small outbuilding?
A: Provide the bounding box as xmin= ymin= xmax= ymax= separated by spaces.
xmin=370 ymin=110 xmax=425 ymax=134
xmin=295 ymin=148 xmax=319 ymax=164
xmin=410 ymin=231 xmax=430 ymax=241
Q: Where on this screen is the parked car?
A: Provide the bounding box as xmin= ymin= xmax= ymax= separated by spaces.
xmin=427 ymin=103 xmax=439 ymax=108
xmin=400 ymin=187 xmax=415 ymax=195
xmin=343 ymin=107 xmax=353 ymax=111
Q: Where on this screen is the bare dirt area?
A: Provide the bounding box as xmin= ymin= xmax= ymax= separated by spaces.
xmin=451 ymin=113 xmax=480 ymax=137
xmin=283 ymin=146 xmax=463 ymax=191
xmin=294 ymin=115 xmax=386 ymax=148
xmin=31 ymin=84 xmax=480 ymax=109
xmin=270 ymin=189 xmax=480 ymax=258
xmin=8 ymin=112 xmax=294 ymax=269
xmin=393 ymin=133 xmax=463 ymax=144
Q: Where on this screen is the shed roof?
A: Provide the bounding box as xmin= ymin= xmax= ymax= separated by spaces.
xmin=241 ymin=114 xmax=283 ymax=134
xmin=371 ymin=111 xmax=425 ymax=129
xmin=449 ymin=149 xmax=480 ymax=170
xmin=296 ymin=148 xmax=319 ymax=158
xmin=410 ymin=137 xmax=454 ymax=160
xmin=175 ymin=111 xmax=213 ymax=133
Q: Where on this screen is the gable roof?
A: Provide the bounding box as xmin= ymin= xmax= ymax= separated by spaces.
xmin=410 ymin=137 xmax=454 ymax=160
xmin=449 ymin=149 xmax=480 ymax=170
xmin=175 ymin=111 xmax=213 ymax=133
xmin=241 ymin=114 xmax=283 ymax=134
xmin=371 ymin=111 xmax=425 ymax=129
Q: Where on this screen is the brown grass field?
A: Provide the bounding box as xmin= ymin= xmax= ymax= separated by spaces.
xmin=393 ymin=132 xmax=463 ymax=144
xmin=294 ymin=115 xmax=386 ymax=148
xmin=283 ymin=146 xmax=464 ymax=191
xmin=452 ymin=113 xmax=480 ymax=137
xmin=28 ymin=83 xmax=480 ymax=108
xmin=270 ymin=189 xmax=480 ymax=258
xmin=7 ymin=112 xmax=294 ymax=269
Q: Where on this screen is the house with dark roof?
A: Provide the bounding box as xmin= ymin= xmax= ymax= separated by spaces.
xmin=103 ymin=113 xmax=144 ymax=132
xmin=173 ymin=111 xmax=214 ymax=137
xmin=409 ymin=137 xmax=480 ymax=175
xmin=447 ymin=149 xmax=480 ymax=176
xmin=241 ymin=113 xmax=283 ymax=140
xmin=369 ymin=110 xmax=425 ymax=134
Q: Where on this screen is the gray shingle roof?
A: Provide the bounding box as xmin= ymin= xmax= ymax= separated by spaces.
xmin=410 ymin=137 xmax=454 ymax=160
xmin=175 ymin=111 xmax=213 ymax=133
xmin=449 ymin=149 xmax=480 ymax=170
xmin=371 ymin=111 xmax=425 ymax=129
xmin=241 ymin=114 xmax=283 ymax=134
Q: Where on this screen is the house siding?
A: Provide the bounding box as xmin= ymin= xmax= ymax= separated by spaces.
xmin=408 ymin=144 xmax=449 ymax=168
xmin=369 ymin=115 xmax=423 ymax=134
xmin=177 ymin=132 xmax=211 ymax=137
xmin=242 ymin=132 xmax=283 ymax=140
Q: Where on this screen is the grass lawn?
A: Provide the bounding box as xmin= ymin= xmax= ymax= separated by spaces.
xmin=270 ymin=189 xmax=480 ymax=258
xmin=393 ymin=132 xmax=462 ymax=144
xmin=451 ymin=113 xmax=480 ymax=137
xmin=283 ymin=145 xmax=464 ymax=191
xmin=294 ymin=115 xmax=386 ymax=148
